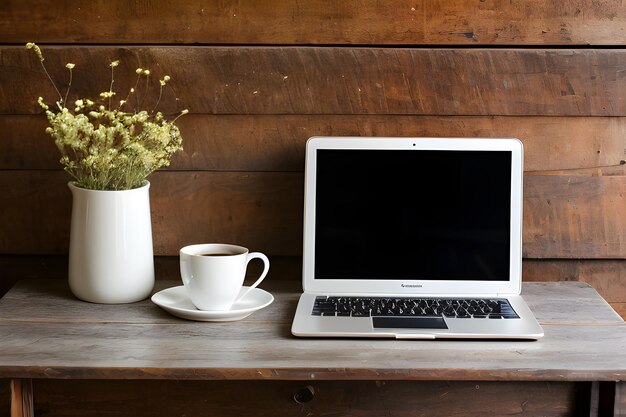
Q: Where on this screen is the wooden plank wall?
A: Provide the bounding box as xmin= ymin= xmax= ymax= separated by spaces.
xmin=2 ymin=1 xmax=625 ymax=314
xmin=1 ymin=1 xmax=626 ymax=415
xmin=0 ymin=8 xmax=626 ymax=311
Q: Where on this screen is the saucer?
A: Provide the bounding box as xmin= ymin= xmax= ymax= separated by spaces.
xmin=151 ymin=286 xmax=274 ymax=322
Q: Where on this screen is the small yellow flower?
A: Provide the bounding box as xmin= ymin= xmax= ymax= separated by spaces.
xmin=26 ymin=42 xmax=44 ymax=61
xmin=66 ymin=63 xmax=75 ymax=69
xmin=74 ymin=99 xmax=84 ymax=112
xmin=99 ymin=91 xmax=116 ymax=98
xmin=135 ymin=68 xmax=143 ymax=74
xmin=143 ymin=69 xmax=150 ymax=76
xmin=37 ymin=97 xmax=49 ymax=110
xmin=110 ymin=60 xmax=120 ymax=68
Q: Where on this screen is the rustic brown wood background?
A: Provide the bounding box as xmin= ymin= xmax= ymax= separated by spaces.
xmin=0 ymin=0 xmax=625 ymax=415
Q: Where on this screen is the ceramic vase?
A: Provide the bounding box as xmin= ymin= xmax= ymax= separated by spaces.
xmin=68 ymin=181 xmax=155 ymax=303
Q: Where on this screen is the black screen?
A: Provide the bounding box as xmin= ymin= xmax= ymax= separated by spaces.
xmin=314 ymin=149 xmax=512 ymax=281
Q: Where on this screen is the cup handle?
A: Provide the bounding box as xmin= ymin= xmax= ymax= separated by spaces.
xmin=234 ymin=252 xmax=270 ymax=303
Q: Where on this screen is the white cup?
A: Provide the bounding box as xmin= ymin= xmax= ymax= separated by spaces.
xmin=179 ymin=243 xmax=270 ymax=311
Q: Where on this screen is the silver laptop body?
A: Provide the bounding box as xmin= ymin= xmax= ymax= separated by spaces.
xmin=291 ymin=137 xmax=544 ymax=340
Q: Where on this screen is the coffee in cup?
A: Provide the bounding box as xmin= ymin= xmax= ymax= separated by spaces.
xmin=179 ymin=243 xmax=270 ymax=311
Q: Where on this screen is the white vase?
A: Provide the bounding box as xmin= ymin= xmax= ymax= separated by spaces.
xmin=68 ymin=181 xmax=155 ymax=303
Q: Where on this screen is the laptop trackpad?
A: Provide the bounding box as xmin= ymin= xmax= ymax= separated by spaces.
xmin=373 ymin=317 xmax=448 ymax=329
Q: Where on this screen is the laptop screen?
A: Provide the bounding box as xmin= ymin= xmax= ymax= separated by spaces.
xmin=314 ymin=149 xmax=512 ymax=281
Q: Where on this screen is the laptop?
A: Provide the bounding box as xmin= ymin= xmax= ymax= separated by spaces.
xmin=291 ymin=137 xmax=544 ymax=340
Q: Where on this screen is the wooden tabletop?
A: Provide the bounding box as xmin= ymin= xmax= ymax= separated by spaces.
xmin=0 ymin=279 xmax=624 ymax=382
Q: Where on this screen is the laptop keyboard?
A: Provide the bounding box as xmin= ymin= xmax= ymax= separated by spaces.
xmin=312 ymin=296 xmax=519 ymax=319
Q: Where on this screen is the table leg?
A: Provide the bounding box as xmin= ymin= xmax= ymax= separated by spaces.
xmin=589 ymin=381 xmax=600 ymax=417
xmin=10 ymin=379 xmax=33 ymax=417
xmin=615 ymin=381 xmax=625 ymax=417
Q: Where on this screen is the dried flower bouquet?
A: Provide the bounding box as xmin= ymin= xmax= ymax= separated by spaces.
xmin=27 ymin=43 xmax=187 ymax=190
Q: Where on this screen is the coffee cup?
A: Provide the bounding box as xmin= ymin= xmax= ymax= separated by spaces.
xmin=179 ymin=243 xmax=270 ymax=311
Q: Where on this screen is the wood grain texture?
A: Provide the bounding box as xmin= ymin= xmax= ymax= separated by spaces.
xmin=0 ymin=170 xmax=624 ymax=258
xmin=30 ymin=379 xmax=582 ymax=417
xmin=10 ymin=379 xmax=32 ymax=417
xmin=616 ymin=381 xmax=626 ymax=417
xmin=5 ymin=46 xmax=626 ymax=116
xmin=0 ymin=256 xmax=68 ymax=300
xmin=0 ymin=170 xmax=302 ymax=256
xmin=614 ymin=304 xmax=626 ymax=321
xmin=525 ymin=260 xmax=626 ymax=319
xmin=523 ymin=174 xmax=626 ymax=259
xmin=1 ymin=257 xmax=625 ymax=320
xmin=523 ymin=260 xmax=626 ymax=304
xmin=2 ymin=0 xmax=626 ymax=45
xmin=0 ymin=255 xmax=300 ymax=292
xmin=9 ymin=379 xmax=20 ymax=417
xmin=0 ymin=280 xmax=624 ymax=381
xmin=2 ymin=114 xmax=625 ymax=172
xmin=0 ymin=280 xmax=621 ymax=326
xmin=590 ymin=381 xmax=601 ymax=417
xmin=6 ymin=256 xmax=626 ymax=284
xmin=1 ymin=1 xmax=623 ymax=415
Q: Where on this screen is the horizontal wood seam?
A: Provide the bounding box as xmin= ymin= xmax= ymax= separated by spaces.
xmin=0 ymin=318 xmax=293 ymax=325
xmin=0 ymin=367 xmax=623 ymax=382
xmin=0 ymin=319 xmax=621 ymax=327
xmin=528 ymin=163 xmax=626 ymax=174
xmin=7 ymin=43 xmax=626 ymax=49
xmin=0 ymin=168 xmax=624 ymax=174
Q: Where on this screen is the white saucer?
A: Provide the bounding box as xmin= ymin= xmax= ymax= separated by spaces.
xmin=151 ymin=286 xmax=274 ymax=322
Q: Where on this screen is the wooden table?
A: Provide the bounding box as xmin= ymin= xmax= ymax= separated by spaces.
xmin=0 ymin=280 xmax=624 ymax=417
